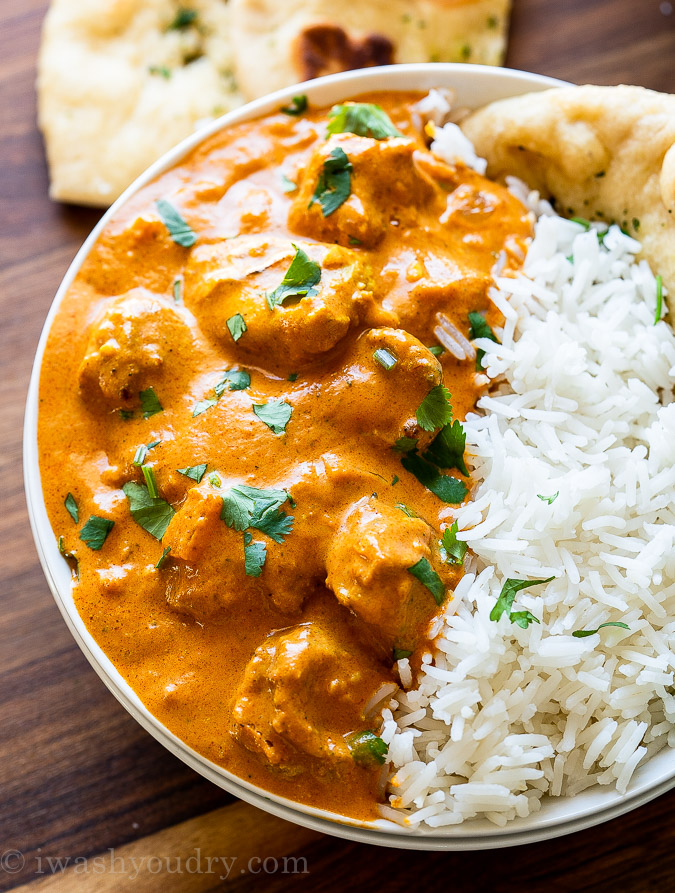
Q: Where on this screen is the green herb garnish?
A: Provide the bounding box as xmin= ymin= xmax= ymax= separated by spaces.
xmin=253 ymin=400 xmax=292 ymax=435
xmin=139 ymin=387 xmax=163 ymax=418
xmin=267 ymin=246 xmax=321 ymax=309
xmin=408 ymin=557 xmax=445 ymax=605
xmin=215 ymin=369 xmax=250 ymax=393
xmin=393 ymin=648 xmax=413 ymax=661
xmin=155 ymin=198 xmax=197 ymax=247
xmin=226 ymin=313 xmax=247 ymax=342
xmin=133 ymin=440 xmax=161 ymax=466
xmin=177 ymin=464 xmax=207 ymax=482
xmin=149 ymin=65 xmax=171 ymax=79
xmin=173 ymin=278 xmax=182 ymax=303
xmin=167 ymin=8 xmax=198 ymax=30
xmin=572 ymin=621 xmax=630 ymax=639
xmin=441 ymin=521 xmax=467 ymax=566
xmin=394 ymin=436 xmax=418 ymax=453
xmin=122 ymin=481 xmax=175 ymax=540
xmin=243 ymin=531 xmax=267 ymax=576
xmin=396 ymin=503 xmax=417 ymax=518
xmin=288 ymin=372 xmax=298 ymax=382
xmin=428 ymin=345 xmax=445 ymax=357
xmin=141 ymin=465 xmax=159 ymax=499
xmin=280 ymin=174 xmax=297 ymax=193
xmin=537 ymin=492 xmax=559 ymax=505
xmin=345 ymin=730 xmax=388 ymax=768
xmin=155 ymin=546 xmax=171 ymax=569
xmin=221 ymin=485 xmax=293 ymax=543
xmin=490 ymin=577 xmax=555 ymax=626
xmin=423 ymin=420 xmax=468 ymax=476
xmin=192 ymin=397 xmax=218 ymax=417
xmin=327 ymin=103 xmax=402 ymax=140
xmin=400 ymin=453 xmax=468 ymax=504
xmin=468 ymin=311 xmax=499 ymax=370
xmin=569 ymin=216 xmax=591 ymax=230
xmin=58 ymin=535 xmax=79 ymax=577
xmin=280 ymin=94 xmax=308 ymax=116
xmin=65 ymin=493 xmax=79 ymax=523
xmin=309 ymin=147 xmax=352 ymax=217
xmin=373 ymin=348 xmax=397 ymax=370
xmin=416 ymin=385 xmax=452 ymax=433
xmin=80 ymin=516 xmax=114 ymax=551
xmin=655 ymin=274 xmax=663 ymax=325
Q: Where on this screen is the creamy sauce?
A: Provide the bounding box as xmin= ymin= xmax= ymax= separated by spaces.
xmin=38 ymin=92 xmax=531 ymax=820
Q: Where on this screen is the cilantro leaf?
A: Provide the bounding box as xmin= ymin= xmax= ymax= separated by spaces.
xmin=408 ymin=557 xmax=445 ymax=605
xmin=226 ymin=313 xmax=247 ymax=342
xmin=393 ymin=648 xmax=413 ymax=661
xmin=490 ymin=576 xmax=555 ymax=623
xmin=141 ymin=465 xmax=159 ymax=499
xmin=537 ymin=491 xmax=559 ymax=505
xmin=308 ymin=147 xmax=352 ymax=217
xmin=396 ymin=503 xmax=418 ymax=518
xmin=468 ymin=311 xmax=499 ymax=370
xmin=58 ymin=535 xmax=79 ymax=577
xmin=133 ymin=441 xmax=161 ymax=466
xmin=655 ymin=274 xmax=663 ymax=325
xmin=327 ymin=103 xmax=402 ymax=139
xmin=267 ymin=246 xmax=321 ymax=309
xmin=167 ymin=8 xmax=198 ymax=30
xmin=65 ymin=493 xmax=79 ymax=523
xmin=572 ymin=621 xmax=630 ymax=639
xmin=253 ymin=399 xmax=293 ymax=435
xmin=400 ymin=453 xmax=468 ymax=504
xmin=192 ymin=397 xmax=218 ymax=417
xmin=394 ymin=436 xmax=418 ymax=453
xmin=251 ymin=505 xmax=294 ymax=544
xmin=79 ymin=516 xmax=114 ymax=551
xmin=280 ymin=94 xmax=308 ymax=116
xmin=510 ymin=611 xmax=540 ymax=629
xmin=155 ymin=198 xmax=197 ymax=247
xmin=221 ymin=485 xmax=293 ymax=541
xmin=441 ymin=521 xmax=467 ymax=566
xmin=122 ymin=481 xmax=175 ymax=540
xmin=243 ymin=531 xmax=267 ymax=576
xmin=345 ymin=730 xmax=388 ymax=768
xmin=178 ymin=464 xmax=208 ymax=482
xmin=416 ymin=385 xmax=452 ymax=433
xmin=428 ymin=345 xmax=445 ymax=357
xmin=173 ymin=278 xmax=182 ymax=303
xmin=374 ymin=348 xmax=397 ymax=370
xmin=139 ymin=387 xmax=163 ymax=418
xmin=280 ymin=174 xmax=298 ymax=193
xmin=155 ymin=546 xmax=171 ymax=569
xmin=424 ymin=420 xmax=468 ymax=475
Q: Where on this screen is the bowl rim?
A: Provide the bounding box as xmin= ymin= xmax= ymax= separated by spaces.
xmin=23 ymin=61 xmax=675 ymax=850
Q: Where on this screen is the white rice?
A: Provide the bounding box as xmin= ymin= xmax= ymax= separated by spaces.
xmin=383 ymin=164 xmax=675 ymax=826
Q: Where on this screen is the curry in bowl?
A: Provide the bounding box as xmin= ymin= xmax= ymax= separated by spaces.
xmin=38 ymin=91 xmax=531 ymax=820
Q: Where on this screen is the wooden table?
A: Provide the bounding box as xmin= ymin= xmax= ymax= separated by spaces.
xmin=2 ymin=1 xmax=674 ymax=890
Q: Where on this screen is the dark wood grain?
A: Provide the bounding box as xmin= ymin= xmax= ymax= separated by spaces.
xmin=1 ymin=0 xmax=675 ymax=890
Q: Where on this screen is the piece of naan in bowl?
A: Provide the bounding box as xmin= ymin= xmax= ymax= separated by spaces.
xmin=37 ymin=0 xmax=244 ymax=207
xmin=230 ymin=0 xmax=511 ymax=100
xmin=460 ymin=84 xmax=675 ymax=297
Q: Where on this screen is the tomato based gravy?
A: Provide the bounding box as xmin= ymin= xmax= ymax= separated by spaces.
xmin=38 ymin=92 xmax=531 ymax=821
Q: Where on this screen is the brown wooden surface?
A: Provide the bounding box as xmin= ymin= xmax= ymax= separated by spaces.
xmin=2 ymin=0 xmax=675 ymax=890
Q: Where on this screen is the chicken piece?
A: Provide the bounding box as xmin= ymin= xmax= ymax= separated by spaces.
xmin=78 ymin=288 xmax=189 ymax=412
xmin=183 ymin=235 xmax=383 ymax=371
xmin=322 ymin=327 xmax=444 ymax=450
xmin=231 ymin=623 xmax=391 ymax=771
xmin=288 ymin=133 xmax=438 ymax=248
xmin=163 ymin=484 xmax=266 ymax=620
xmin=325 ymin=496 xmax=454 ymax=652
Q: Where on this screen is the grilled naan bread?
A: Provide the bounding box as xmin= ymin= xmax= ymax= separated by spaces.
xmin=461 ymin=84 xmax=675 ymax=296
xmin=230 ymin=0 xmax=511 ymax=99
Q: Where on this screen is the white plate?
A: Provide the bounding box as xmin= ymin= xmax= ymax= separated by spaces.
xmin=24 ymin=63 xmax=675 ymax=849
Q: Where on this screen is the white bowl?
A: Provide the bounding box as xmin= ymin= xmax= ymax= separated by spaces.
xmin=24 ymin=63 xmax=675 ymax=850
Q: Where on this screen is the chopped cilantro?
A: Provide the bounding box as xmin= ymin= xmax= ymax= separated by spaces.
xmin=348 ymin=235 xmax=362 ymax=246
xmin=141 ymin=465 xmax=159 ymax=499
xmin=221 ymin=484 xmax=293 ymax=543
xmin=428 ymin=345 xmax=445 ymax=357
xmin=177 ymin=464 xmax=207 ymax=482
xmin=487 ymin=14 xmax=499 ymax=27
xmin=327 ymin=103 xmax=402 ymax=140
xmin=423 ymin=420 xmax=468 ymax=476
xmin=345 ymin=730 xmax=388 ymax=767
xmin=215 ymin=369 xmax=250 ymax=394
xmin=441 ymin=521 xmax=467 ymax=566
xmin=288 ymin=372 xmax=298 ymax=382
xmin=167 ymin=8 xmax=198 ymax=30
xmin=267 ymin=245 xmax=321 ymax=309
xmin=394 ymin=436 xmax=418 ymax=453
xmin=572 ymin=621 xmax=630 ymax=638
xmin=280 ymin=174 xmax=297 ymax=193
xmin=391 ymin=474 xmax=399 ymax=485
xmin=253 ymin=399 xmax=292 ymax=435
xmin=373 ymin=348 xmax=397 ymax=370
xmin=192 ymin=397 xmax=218 ymax=417
xmin=64 ymin=493 xmax=79 ymax=523
xmin=208 ymin=472 xmax=221 ymax=487
xmin=243 ymin=532 xmax=267 ymax=576
xmin=173 ymin=278 xmax=182 ymax=303
xmin=393 ymin=648 xmax=413 ymax=661
xmin=537 ymin=491 xmax=559 ymax=505
xmin=655 ymin=274 xmax=663 ymax=325
xmin=408 ymin=557 xmax=445 ymax=605
xmin=149 ymin=65 xmax=171 ymax=79
xmin=122 ymin=481 xmax=175 ymax=540
xmin=632 ymin=217 xmax=640 ymax=231
xmin=468 ymin=311 xmax=499 ymax=370
xmin=155 ymin=198 xmax=197 ymax=247
xmin=396 ymin=503 xmax=417 ymax=518
xmin=490 ymin=577 xmax=555 ymax=625
xmin=139 ymin=387 xmax=163 ymax=418
xmin=133 ymin=441 xmax=161 ymax=466
xmin=280 ymin=94 xmax=308 ymax=116
xmin=155 ymin=546 xmax=171 ymax=569
xmin=226 ymin=313 xmax=247 ymax=342
xmin=309 ymin=147 xmax=352 ymax=217
xmin=79 ymin=516 xmax=114 ymax=551
xmin=118 ymin=409 xmax=134 ymax=420
xmin=400 ymin=453 xmax=468 ymax=504
xmin=416 ymin=385 xmax=452 ymax=432
xmin=510 ymin=611 xmax=540 ymax=629
xmin=58 ymin=535 xmax=79 ymax=577
xmin=569 ymin=216 xmax=591 ymax=230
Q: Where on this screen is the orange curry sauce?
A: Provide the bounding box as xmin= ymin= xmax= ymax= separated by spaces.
xmin=38 ymin=93 xmax=531 ymax=821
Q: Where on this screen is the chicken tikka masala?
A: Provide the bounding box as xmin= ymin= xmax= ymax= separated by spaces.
xmin=38 ymin=92 xmax=531 ymax=821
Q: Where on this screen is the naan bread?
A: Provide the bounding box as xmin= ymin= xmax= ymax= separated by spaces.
xmin=38 ymin=0 xmax=244 ymax=207
xmin=230 ymin=0 xmax=511 ymax=100
xmin=461 ymin=85 xmax=675 ymax=297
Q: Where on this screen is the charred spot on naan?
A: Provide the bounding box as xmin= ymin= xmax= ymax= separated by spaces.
xmin=295 ymin=24 xmax=394 ymax=80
